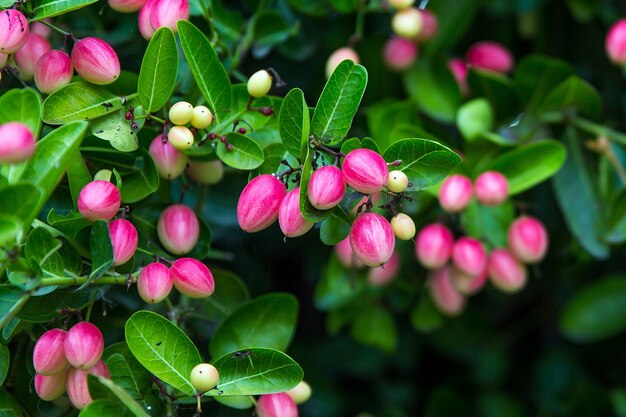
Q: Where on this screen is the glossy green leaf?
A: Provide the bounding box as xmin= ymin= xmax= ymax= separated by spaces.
xmin=24 ymin=227 xmax=69 ymax=279
xmin=320 ymin=213 xmax=350 ymax=245
xmin=32 ymin=0 xmax=98 ymax=20
xmin=424 ymin=0 xmax=480 ymax=54
xmin=177 ymin=20 xmax=231 ymax=122
xmin=0 ymin=215 xmax=21 ymax=247
xmin=42 ymin=82 xmax=124 ymax=124
xmin=138 ymin=27 xmax=178 ymax=113
xmin=461 ymin=200 xmax=514 ymax=249
xmin=66 ymin=147 xmax=91 ymax=209
xmin=91 ymin=110 xmax=140 ymax=152
xmin=0 ymin=183 xmax=42 ymax=226
xmin=298 ymin=144 xmax=334 ymax=222
xmin=538 ymin=76 xmax=601 ymax=118
xmin=125 ymin=311 xmax=201 ymax=396
xmin=350 ymin=305 xmax=397 ymax=352
xmin=0 ymin=389 xmax=22 ymax=416
xmin=210 ymin=348 xmax=303 ymax=396
xmin=80 ymin=400 xmax=130 ymax=417
xmin=0 ymin=89 xmax=42 ymax=136
xmin=514 ymin=54 xmax=575 ymax=112
xmin=560 ymin=276 xmax=626 ymax=343
xmin=467 ymin=70 xmax=522 ymax=119
xmin=314 ymin=255 xmax=366 ymax=311
xmin=311 ymin=60 xmax=367 ymax=145
xmin=120 ymin=149 xmax=160 ymax=203
xmin=279 ymin=88 xmax=310 ymax=158
xmin=249 ymin=143 xmax=299 ymax=185
xmin=88 ymin=376 xmax=149 ymax=416
xmin=47 ymin=209 xmax=92 ymax=238
xmin=103 ymin=342 xmax=152 ymax=401
xmin=0 ymin=344 xmax=9 ymax=386
xmin=216 ymin=133 xmax=264 ymax=170
xmin=209 ymin=293 xmax=298 ymax=359
xmin=200 ymin=268 xmax=250 ymax=321
xmin=87 ymin=220 xmax=113 ymax=282
xmin=366 ymin=99 xmax=420 ymax=152
xmin=18 ymin=289 xmax=91 ymax=322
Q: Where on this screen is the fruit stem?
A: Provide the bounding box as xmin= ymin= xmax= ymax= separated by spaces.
xmin=40 ymin=20 xmax=77 ymax=41
xmin=148 ymin=114 xmax=168 ymax=125
xmin=39 ymin=274 xmax=132 ymax=286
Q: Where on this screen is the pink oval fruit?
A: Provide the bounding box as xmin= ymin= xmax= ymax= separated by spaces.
xmin=507 ymin=215 xmax=549 ymax=263
xmin=606 ymin=19 xmax=626 ymax=65
xmin=71 ymin=37 xmax=120 ymax=85
xmin=149 ymin=0 xmax=189 ymax=33
xmin=63 ymin=322 xmax=104 ymax=370
xmin=307 ymin=165 xmax=346 ymax=210
xmin=35 ymin=370 xmax=68 ymax=401
xmin=137 ymin=262 xmax=173 ymax=304
xmin=108 ymin=218 xmax=138 ymax=266
xmin=148 ymin=135 xmax=188 ymax=180
xmin=77 ymin=180 xmax=121 ymax=221
xmin=170 ymin=258 xmax=215 ymax=298
xmin=448 ymin=58 xmax=469 ymax=96
xmin=415 ymin=223 xmax=454 ymax=269
xmin=66 ymin=360 xmax=110 ymax=410
xmin=383 ymin=37 xmax=417 ymax=71
xmin=278 ymin=187 xmax=314 ymax=238
xmin=33 ymin=328 xmax=68 ymax=376
xmin=487 ymin=249 xmax=527 ymax=293
xmin=450 ymin=266 xmax=488 ymax=296
xmin=0 ymin=9 xmax=29 ymax=54
xmin=438 ymin=174 xmax=473 ymax=213
xmin=466 ymin=41 xmax=514 ymax=74
xmin=367 ymin=251 xmax=400 ymax=287
xmin=342 ymin=149 xmax=389 ymax=194
xmin=256 ymin=392 xmax=299 ymax=417
xmin=237 ymin=174 xmax=287 ymax=233
xmin=157 ymin=204 xmax=200 ymax=255
xmin=34 ymin=49 xmax=74 ymax=94
xmin=474 ymin=171 xmax=509 ymax=206
xmin=334 ymin=236 xmax=365 ymax=268
xmin=349 ymin=212 xmax=395 ymax=267
xmin=325 ymin=47 xmax=359 ymax=78
xmin=14 ymin=33 xmax=51 ymax=79
xmin=428 ymin=266 xmax=466 ymax=316
xmin=451 ymin=237 xmax=486 ymax=277
xmin=0 ymin=122 xmax=35 ymax=164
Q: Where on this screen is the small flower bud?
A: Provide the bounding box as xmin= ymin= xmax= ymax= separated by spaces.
xmin=367 ymin=251 xmax=400 ymax=287
xmin=342 ymin=149 xmax=389 ymax=194
xmin=34 ymin=49 xmax=74 ymax=94
xmin=390 ymin=213 xmax=415 ymax=241
xmin=64 ymin=322 xmax=104 ymax=370
xmin=170 ymin=257 xmax=215 ymax=298
xmin=438 ymin=174 xmax=473 ymax=213
xmin=392 ymin=7 xmax=422 ymax=39
xmin=278 ymin=187 xmax=315 ymax=238
xmin=487 ymin=249 xmax=527 ymax=293
xmin=237 ymin=174 xmax=287 ymax=233
xmin=474 ymin=171 xmax=508 ymax=206
xmin=71 ymin=37 xmax=121 ymax=85
xmin=383 ymin=37 xmax=418 ymax=72
xmin=448 ymin=58 xmax=469 ymax=96
xmin=507 ymin=215 xmax=548 ymax=263
xmin=191 ymin=105 xmax=213 ymax=129
xmin=415 ymin=223 xmax=454 ymax=269
xmin=108 ymin=0 xmax=146 ymax=13
xmin=450 ymin=266 xmax=488 ymax=296
xmin=335 ymin=237 xmax=365 ymax=268
xmin=157 ymin=204 xmax=199 ymax=255
xmin=307 ymin=165 xmax=346 ymax=210
xmin=149 ymin=135 xmax=188 ymax=180
xmin=190 ymin=363 xmax=219 ymax=393
xmin=186 ymin=160 xmax=224 ymax=185
xmin=108 ymin=218 xmax=138 ymax=266
xmin=77 ymin=180 xmax=121 ymax=221
xmin=247 ymin=70 xmax=272 ymax=98
xmin=416 ymin=10 xmax=438 ymax=41
xmin=325 ymin=47 xmax=360 ymax=78
xmin=149 ymin=0 xmax=190 ymax=33
xmin=137 ymin=262 xmax=173 ymax=304
xmin=256 ymin=392 xmax=299 ymax=417
xmin=33 ymin=329 xmax=68 ymax=376
xmin=387 ymin=170 xmax=409 ymax=193
xmin=452 ymin=237 xmax=487 ymax=277
xmin=66 ymin=360 xmax=110 ymax=409
xmin=466 ymin=41 xmax=514 ymax=74
xmin=428 ymin=266 xmax=466 ymax=316
xmin=0 ymin=122 xmax=35 ymax=165
xmin=35 ymin=370 xmax=68 ymax=401
xmin=15 ymin=33 xmax=51 ymax=80
xmin=0 ymin=10 xmax=29 ymax=54
xmin=169 ymin=101 xmax=193 ymax=126
xmin=349 ymin=212 xmax=395 ymax=267
xmin=168 ymin=125 xmax=194 ymax=150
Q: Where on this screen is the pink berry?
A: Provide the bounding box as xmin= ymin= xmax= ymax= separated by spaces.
xmin=108 ymin=0 xmax=146 ymax=12
xmin=35 ymin=370 xmax=68 ymax=401
xmin=383 ymin=37 xmax=418 ymax=71
xmin=0 ymin=122 xmax=35 ymax=165
xmin=307 ymin=165 xmax=346 ymax=210
xmin=474 ymin=171 xmax=509 ymax=206
xmin=278 ymin=187 xmax=314 ymax=238
xmin=138 ymin=0 xmax=158 ymax=40
xmin=438 ymin=174 xmax=473 ymax=213
xmin=342 ymin=149 xmax=389 ymax=194
xmin=30 ymin=21 xmax=52 ymax=39
xmin=66 ymin=360 xmax=110 ymax=410
xmin=170 ymin=258 xmax=215 ymax=298
xmin=34 ymin=49 xmax=74 ymax=94
xmin=448 ymin=58 xmax=469 ymax=96
xmin=415 ymin=223 xmax=454 ymax=269
xmin=256 ymin=393 xmax=299 ymax=417
xmin=606 ymin=19 xmax=626 ymax=65
xmin=428 ymin=266 xmax=466 ymax=316
xmin=507 ymin=215 xmax=549 ymax=263
xmin=77 ymin=180 xmax=121 ymax=221
xmin=14 ymin=33 xmax=51 ymax=80
xmin=63 ymin=322 xmax=104 ymax=370
xmin=137 ymin=262 xmax=173 ymax=304
xmin=33 ymin=329 xmax=68 ymax=376
xmin=237 ymin=174 xmax=287 ymax=233
xmin=334 ymin=236 xmax=365 ymax=268
xmin=487 ymin=249 xmax=527 ymax=293
xmin=325 ymin=47 xmax=359 ymax=78
xmin=349 ymin=212 xmax=395 ymax=267
xmin=367 ymin=251 xmax=400 ymax=286
xmin=157 ymin=204 xmax=199 ymax=255
xmin=148 ymin=0 xmax=189 ymax=34
xmin=416 ymin=10 xmax=438 ymax=41
xmin=450 ymin=266 xmax=488 ymax=296
xmin=71 ymin=37 xmax=120 ymax=85
xmin=451 ymin=237 xmax=486 ymax=277
xmin=466 ymin=41 xmax=514 ymax=74
xmin=0 ymin=9 xmax=29 ymax=54
xmin=108 ymin=218 xmax=138 ymax=266
xmin=148 ymin=135 xmax=188 ymax=180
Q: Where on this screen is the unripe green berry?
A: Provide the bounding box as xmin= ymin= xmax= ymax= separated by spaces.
xmin=387 ymin=170 xmax=409 ymax=193
xmin=168 ymin=126 xmax=194 ymax=150
xmin=391 ymin=213 xmax=415 ymax=240
xmin=169 ymin=101 xmax=193 ymax=126
xmin=191 ymin=105 xmax=214 ymax=129
xmin=286 ymin=380 xmax=312 ymax=405
xmin=247 ymin=70 xmax=272 ymax=98
xmin=456 ymin=98 xmax=493 ymax=141
xmin=392 ymin=7 xmax=423 ymax=39
xmin=190 ymin=363 xmax=219 ymax=393
xmin=389 ymin=0 xmax=414 ymax=10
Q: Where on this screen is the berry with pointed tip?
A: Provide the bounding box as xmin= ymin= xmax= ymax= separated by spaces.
xmin=33 ymin=329 xmax=68 ymax=376
xmin=278 ymin=187 xmax=314 ymax=238
xmin=390 ymin=213 xmax=415 ymax=241
xmin=392 ymin=7 xmax=422 ymax=39
xmin=448 ymin=58 xmax=469 ymax=96
xmin=466 ymin=41 xmax=514 ymax=74
xmin=0 ymin=10 xmax=28 ymax=54
xmin=416 ymin=10 xmax=438 ymax=41
xmin=326 ymin=47 xmax=360 ymax=78
xmin=388 ymin=0 xmax=414 ymax=10
xmin=15 ymin=33 xmax=51 ymax=80
xmin=256 ymin=392 xmax=299 ymax=417
xmin=71 ymin=37 xmax=120 ymax=85
xmin=607 ymin=19 xmax=626 ymax=65
xmin=452 ymin=237 xmax=487 ymax=277
xmin=108 ymin=0 xmax=146 ymax=13
xmin=286 ymin=381 xmax=312 ymax=405
xmin=247 ymin=70 xmax=272 ymax=98
xmin=66 ymin=360 xmax=110 ymax=409
xmin=335 ymin=237 xmax=365 ymax=268
xmin=157 ymin=204 xmax=199 ymax=255
xmin=308 ymin=165 xmax=346 ymax=210
xmin=474 ymin=171 xmax=508 ymax=206
xmin=64 ymin=322 xmax=104 ymax=370
xmin=0 ymin=122 xmax=35 ymax=165
xmin=35 ymin=370 xmax=68 ymax=401
xmin=190 ymin=363 xmax=219 ymax=392
xmin=34 ymin=49 xmax=74 ymax=94
xmin=350 ymin=212 xmax=395 ymax=267
xmin=191 ymin=105 xmax=213 ymax=129
xmin=149 ymin=0 xmax=190 ymax=33
xmin=77 ymin=180 xmax=121 ymax=221
xmin=507 ymin=215 xmax=548 ymax=263
xmin=137 ymin=262 xmax=173 ymax=304
xmin=367 ymin=251 xmax=400 ymax=287
xmin=108 ymin=218 xmax=138 ymax=266
xmin=438 ymin=174 xmax=473 ymax=213
xmin=450 ymin=265 xmax=488 ymax=296
xmin=168 ymin=125 xmax=194 ymax=150
xmin=342 ymin=149 xmax=389 ymax=194
xmin=149 ymin=135 xmax=188 ymax=180
xmin=186 ymin=159 xmax=224 ymax=185
xmin=415 ymin=223 xmax=454 ymax=269
xmin=383 ymin=37 xmax=417 ymax=72
xmin=170 ymin=257 xmax=215 ymax=298
xmin=237 ymin=174 xmax=287 ymax=233
xmin=488 ymin=249 xmax=527 ymax=293
xmin=428 ymin=266 xmax=466 ymax=316
xmin=387 ymin=170 xmax=409 ymax=193
xmin=169 ymin=101 xmax=193 ymax=125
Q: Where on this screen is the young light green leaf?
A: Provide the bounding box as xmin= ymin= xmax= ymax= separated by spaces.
xmin=216 ymin=133 xmax=264 ymax=170
xmin=279 ymin=88 xmax=309 ymax=158
xmin=87 ymin=221 xmax=113 ymax=282
xmin=42 ymin=82 xmax=124 ymax=124
xmin=138 ymin=27 xmax=178 ymax=113
xmin=350 ymin=305 xmax=397 ymax=352
xmin=311 ymin=60 xmax=367 ymax=146
xmin=91 ymin=110 xmax=140 ymax=152
xmin=125 ymin=311 xmax=201 ymax=396
xmin=0 ymin=183 xmax=42 ymax=225
xmin=32 ymin=0 xmax=98 ymax=20
xmin=0 ymin=89 xmax=42 ymax=136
